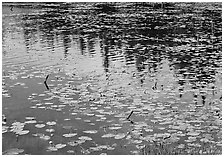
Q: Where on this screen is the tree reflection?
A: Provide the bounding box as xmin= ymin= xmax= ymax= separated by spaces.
xmin=22 ymin=15 xmax=38 ymax=53
xmin=17 ymin=2 xmax=221 ymax=92
xmin=62 ymin=32 xmax=71 ymax=59
xmin=79 ymin=35 xmax=86 ymax=55
xmin=99 ymin=32 xmax=109 ymax=73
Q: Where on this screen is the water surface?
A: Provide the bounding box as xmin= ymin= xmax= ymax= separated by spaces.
xmin=2 ymin=2 xmax=222 ymax=155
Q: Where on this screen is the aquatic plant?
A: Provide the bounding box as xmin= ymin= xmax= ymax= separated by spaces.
xmin=142 ymin=141 xmax=222 ymax=155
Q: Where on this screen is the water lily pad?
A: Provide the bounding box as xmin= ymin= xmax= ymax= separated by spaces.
xmin=132 ymin=140 xmax=143 ymax=144
xmin=55 ymin=143 xmax=66 ymax=149
xmin=46 ymin=129 xmax=55 ymax=133
xmin=2 ymin=126 xmax=9 ymax=133
xmin=187 ymin=131 xmax=200 ymax=136
xmin=11 ymin=122 xmax=24 ymax=127
xmin=114 ymin=133 xmax=126 ymax=139
xmin=46 ymin=146 xmax=58 ymax=152
xmin=78 ymin=136 xmax=92 ymax=141
xmin=63 ymin=133 xmax=77 ymax=138
xmin=102 ymin=133 xmax=115 ymax=138
xmin=89 ymin=147 xmax=101 ymax=151
xmin=16 ymin=130 xmax=29 ymax=135
xmin=83 ymin=119 xmax=91 ymax=123
xmin=35 ymin=124 xmax=45 ymax=128
xmin=25 ymin=120 xmax=37 ymax=124
xmin=108 ymin=126 xmax=122 ymax=130
xmin=86 ymin=113 xmax=94 ymax=116
xmin=67 ymin=150 xmax=75 ymax=153
xmin=46 ymin=121 xmax=56 ymax=126
xmin=83 ymin=130 xmax=98 ymax=134
xmin=68 ymin=139 xmax=85 ymax=146
xmin=3 ymin=148 xmax=24 ymax=155
xmin=25 ymin=117 xmax=35 ymax=120
xmin=39 ymin=135 xmax=51 ymax=140
xmin=10 ymin=124 xmax=24 ymax=133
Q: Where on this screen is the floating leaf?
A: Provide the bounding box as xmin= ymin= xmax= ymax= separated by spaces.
xmin=131 ymin=140 xmax=142 ymax=144
xmin=46 ymin=146 xmax=58 ymax=152
xmin=86 ymin=113 xmax=94 ymax=116
xmin=83 ymin=119 xmax=91 ymax=123
xmin=2 ymin=126 xmax=9 ymax=133
xmin=25 ymin=117 xmax=35 ymax=120
xmin=89 ymin=147 xmax=101 ymax=151
xmin=114 ymin=133 xmax=126 ymax=139
xmin=25 ymin=120 xmax=37 ymax=124
xmin=11 ymin=122 xmax=24 ymax=127
xmin=78 ymin=136 xmax=92 ymax=141
xmin=46 ymin=129 xmax=55 ymax=133
xmin=67 ymin=150 xmax=75 ymax=153
xmin=55 ymin=143 xmax=66 ymax=149
xmin=46 ymin=121 xmax=56 ymax=126
xmin=10 ymin=122 xmax=24 ymax=133
xmin=83 ymin=130 xmax=98 ymax=134
xmin=68 ymin=139 xmax=86 ymax=146
xmin=3 ymin=148 xmax=24 ymax=155
xmin=35 ymin=124 xmax=45 ymax=128
xmin=39 ymin=135 xmax=51 ymax=140
xmin=63 ymin=133 xmax=77 ymax=138
xmin=102 ymin=133 xmax=115 ymax=138
xmin=187 ymin=131 xmax=200 ymax=136
xmin=108 ymin=126 xmax=122 ymax=130
xmin=16 ymin=130 xmax=29 ymax=135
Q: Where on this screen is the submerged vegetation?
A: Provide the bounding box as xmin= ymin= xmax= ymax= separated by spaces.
xmin=2 ymin=2 xmax=222 ymax=155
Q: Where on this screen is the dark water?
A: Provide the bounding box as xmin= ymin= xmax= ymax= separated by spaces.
xmin=2 ymin=2 xmax=222 ymax=155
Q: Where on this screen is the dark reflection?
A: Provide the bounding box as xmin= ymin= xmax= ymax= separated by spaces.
xmin=94 ymin=3 xmax=117 ymax=14
xmin=21 ymin=4 xmax=74 ymax=55
xmin=86 ymin=35 xmax=96 ymax=55
xmin=62 ymin=32 xmax=71 ymax=59
xmin=99 ymin=32 xmax=109 ymax=73
xmin=22 ymin=15 xmax=39 ymax=53
xmin=79 ymin=35 xmax=86 ymax=55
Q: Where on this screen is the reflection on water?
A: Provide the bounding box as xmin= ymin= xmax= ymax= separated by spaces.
xmin=2 ymin=2 xmax=222 ymax=155
xmin=3 ymin=3 xmax=221 ymax=83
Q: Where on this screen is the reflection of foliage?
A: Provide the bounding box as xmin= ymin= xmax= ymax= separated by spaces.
xmin=19 ymin=2 xmax=221 ymax=86
xmin=94 ymin=3 xmax=117 ymax=13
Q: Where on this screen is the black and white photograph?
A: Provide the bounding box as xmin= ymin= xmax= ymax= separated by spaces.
xmin=2 ymin=1 xmax=222 ymax=155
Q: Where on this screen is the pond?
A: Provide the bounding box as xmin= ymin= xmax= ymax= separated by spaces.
xmin=2 ymin=2 xmax=222 ymax=155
